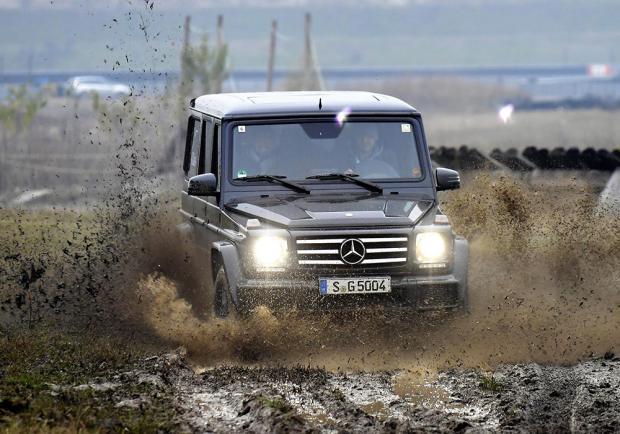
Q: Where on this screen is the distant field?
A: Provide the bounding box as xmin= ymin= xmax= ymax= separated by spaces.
xmin=0 ymin=96 xmax=176 ymax=200
xmin=335 ymin=78 xmax=620 ymax=151
xmin=0 ymin=89 xmax=618 ymax=201
xmin=424 ymin=109 xmax=620 ymax=152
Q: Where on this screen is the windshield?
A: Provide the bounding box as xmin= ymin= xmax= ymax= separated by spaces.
xmin=231 ymin=120 xmax=423 ymax=181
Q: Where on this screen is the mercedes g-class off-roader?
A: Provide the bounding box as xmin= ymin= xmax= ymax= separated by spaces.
xmin=180 ymin=91 xmax=468 ymax=317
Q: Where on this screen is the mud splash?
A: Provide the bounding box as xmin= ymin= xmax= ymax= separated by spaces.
xmin=4 ymin=172 xmax=615 ymax=370
xmin=130 ymin=173 xmax=619 ymax=370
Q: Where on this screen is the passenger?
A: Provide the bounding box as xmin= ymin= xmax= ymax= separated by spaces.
xmin=350 ymin=124 xmax=399 ymax=178
xmin=235 ymin=127 xmax=279 ymax=176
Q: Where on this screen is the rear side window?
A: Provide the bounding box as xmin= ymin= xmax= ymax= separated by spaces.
xmin=183 ymin=117 xmax=198 ymax=176
xmin=200 ymin=119 xmax=220 ymax=190
xmin=184 ymin=116 xmax=203 ymax=178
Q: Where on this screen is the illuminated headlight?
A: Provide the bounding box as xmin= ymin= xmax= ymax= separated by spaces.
xmin=252 ymin=236 xmax=288 ymax=269
xmin=416 ymin=232 xmax=449 ymax=263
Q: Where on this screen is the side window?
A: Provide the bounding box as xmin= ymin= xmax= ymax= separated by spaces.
xmin=183 ymin=117 xmax=198 ymax=176
xmin=189 ymin=118 xmax=203 ymax=177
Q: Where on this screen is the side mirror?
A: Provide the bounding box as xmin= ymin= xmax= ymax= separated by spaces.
xmin=435 ymin=168 xmax=460 ymax=191
xmin=188 ymin=173 xmax=217 ymax=196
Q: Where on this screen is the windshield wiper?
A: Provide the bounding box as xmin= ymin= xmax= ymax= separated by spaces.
xmin=233 ymin=174 xmax=310 ymax=194
xmin=306 ymin=172 xmax=383 ymax=194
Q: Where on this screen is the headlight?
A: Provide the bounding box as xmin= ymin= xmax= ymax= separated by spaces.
xmin=416 ymin=232 xmax=448 ymax=263
xmin=252 ymin=236 xmax=288 ymax=269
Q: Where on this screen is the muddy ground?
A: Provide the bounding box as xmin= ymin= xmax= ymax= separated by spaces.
xmin=105 ymin=174 xmax=620 ymax=432
xmin=44 ymin=339 xmax=617 ymax=433
xmin=1 ymin=167 xmax=619 ymax=432
xmin=178 ymin=354 xmax=620 ymax=432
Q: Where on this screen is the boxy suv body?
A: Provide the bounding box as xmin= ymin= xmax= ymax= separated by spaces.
xmin=181 ymin=91 xmax=468 ymax=317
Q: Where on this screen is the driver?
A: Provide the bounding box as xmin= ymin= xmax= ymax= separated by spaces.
xmin=236 ymin=127 xmax=278 ymax=176
xmin=350 ymin=124 xmax=398 ymax=177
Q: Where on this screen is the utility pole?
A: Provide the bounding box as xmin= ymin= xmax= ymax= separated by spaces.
xmin=180 ymin=15 xmax=192 ymax=98
xmin=301 ymin=12 xmax=324 ymax=91
xmin=216 ymin=15 xmax=224 ymax=49
xmin=177 ymin=15 xmax=192 ymax=161
xmin=267 ymin=20 xmax=278 ymax=91
xmin=213 ymin=14 xmax=225 ymax=93
xmin=303 ymin=13 xmax=312 ymax=90
xmin=183 ymin=16 xmax=191 ymax=50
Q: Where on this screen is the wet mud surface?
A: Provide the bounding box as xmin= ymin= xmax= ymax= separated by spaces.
xmin=135 ymin=174 xmax=618 ymax=432
xmin=170 ymin=355 xmax=620 ymax=433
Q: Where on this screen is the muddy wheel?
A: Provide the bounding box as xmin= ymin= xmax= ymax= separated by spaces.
xmin=213 ymin=265 xmax=235 ymax=319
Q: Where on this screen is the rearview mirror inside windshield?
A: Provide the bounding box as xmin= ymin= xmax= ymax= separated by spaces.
xmin=300 ymin=122 xmax=344 ymax=139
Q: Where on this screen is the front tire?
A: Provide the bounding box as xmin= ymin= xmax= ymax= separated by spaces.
xmin=213 ymin=265 xmax=234 ymax=318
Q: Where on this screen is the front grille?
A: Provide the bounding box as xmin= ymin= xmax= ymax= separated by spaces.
xmin=295 ymin=234 xmax=409 ymax=267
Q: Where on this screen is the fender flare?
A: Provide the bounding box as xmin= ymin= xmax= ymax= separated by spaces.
xmin=211 ymin=241 xmax=242 ymax=306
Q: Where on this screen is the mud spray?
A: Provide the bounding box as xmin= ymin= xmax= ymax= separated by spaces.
xmin=126 ymin=174 xmax=619 ymax=372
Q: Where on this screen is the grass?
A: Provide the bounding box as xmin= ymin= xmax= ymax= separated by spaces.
xmin=478 ymin=374 xmax=504 ymax=393
xmin=0 ymin=328 xmax=181 ymax=433
xmin=0 ymin=208 xmax=96 ymax=258
xmin=0 ymin=208 xmax=186 ymax=432
xmin=0 ymin=209 xmax=100 ymax=328
xmin=0 ymin=95 xmax=174 ymax=200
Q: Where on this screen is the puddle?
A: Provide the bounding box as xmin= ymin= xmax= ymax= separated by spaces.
xmin=360 ymin=401 xmax=390 ymax=419
xmin=298 ymin=410 xmax=337 ymax=427
xmin=392 ymin=371 xmax=500 ymax=428
xmin=272 ymin=381 xmax=334 ymax=427
xmin=393 ymin=372 xmax=457 ymax=409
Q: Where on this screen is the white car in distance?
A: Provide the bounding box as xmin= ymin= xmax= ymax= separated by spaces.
xmin=66 ymin=76 xmax=131 ymax=98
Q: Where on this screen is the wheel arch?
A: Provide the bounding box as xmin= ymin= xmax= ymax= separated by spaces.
xmin=210 ymin=241 xmax=242 ymax=305
xmin=211 ymin=248 xmax=223 ymax=281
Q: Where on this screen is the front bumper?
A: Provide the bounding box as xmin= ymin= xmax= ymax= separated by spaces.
xmin=236 ymin=274 xmax=463 ymax=311
xmin=214 ymin=238 xmax=469 ymax=312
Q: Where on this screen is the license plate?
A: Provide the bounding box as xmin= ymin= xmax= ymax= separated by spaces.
xmin=319 ymin=277 xmax=391 ymax=295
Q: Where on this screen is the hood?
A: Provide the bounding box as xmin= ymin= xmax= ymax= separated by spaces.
xmin=225 ymin=192 xmax=435 ymax=229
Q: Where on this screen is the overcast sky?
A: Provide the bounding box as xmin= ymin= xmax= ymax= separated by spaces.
xmin=1 ymin=0 xmax=423 ymax=9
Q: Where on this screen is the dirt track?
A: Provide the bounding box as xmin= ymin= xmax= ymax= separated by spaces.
xmin=163 ymin=353 xmax=619 ymax=432
xmin=121 ymin=174 xmax=619 ymax=432
xmin=2 ymin=167 xmax=619 ymax=432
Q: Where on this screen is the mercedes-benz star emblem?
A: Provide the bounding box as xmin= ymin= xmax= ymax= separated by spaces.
xmin=339 ymin=238 xmax=366 ymax=265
